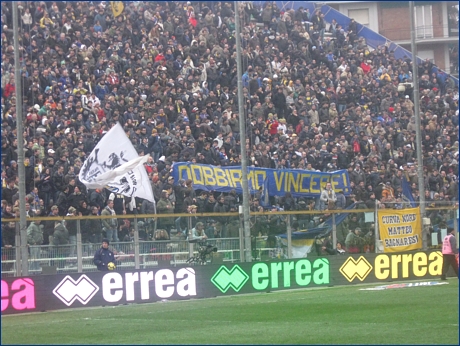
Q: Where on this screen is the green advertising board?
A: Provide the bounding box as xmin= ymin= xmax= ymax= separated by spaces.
xmin=210 ymin=258 xmax=330 ymax=293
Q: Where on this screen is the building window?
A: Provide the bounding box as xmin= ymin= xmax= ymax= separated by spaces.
xmin=417 ymin=49 xmax=435 ymax=65
xmin=415 ymin=5 xmax=433 ymax=38
xmin=447 ymin=4 xmax=459 ymax=37
xmin=348 ymin=8 xmax=369 ymax=27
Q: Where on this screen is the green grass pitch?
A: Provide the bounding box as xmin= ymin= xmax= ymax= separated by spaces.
xmin=2 ymin=279 xmax=458 ymax=345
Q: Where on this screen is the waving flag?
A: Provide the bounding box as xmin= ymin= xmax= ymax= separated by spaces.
xmin=260 ymin=177 xmax=270 ymax=207
xmin=79 ymin=123 xmax=155 ymax=203
xmin=110 ymin=1 xmax=124 ymax=18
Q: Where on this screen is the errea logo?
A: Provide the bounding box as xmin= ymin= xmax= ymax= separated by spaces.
xmin=339 ymin=256 xmax=373 ymax=282
xmin=53 ymin=275 xmax=99 ymax=306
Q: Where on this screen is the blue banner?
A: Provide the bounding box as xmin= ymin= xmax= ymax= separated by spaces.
xmin=172 ymin=163 xmax=351 ymax=198
xmin=278 ymin=203 xmax=358 ymax=239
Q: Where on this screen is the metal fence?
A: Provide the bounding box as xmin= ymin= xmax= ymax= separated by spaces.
xmin=0 ymin=236 xmax=279 ymax=278
xmin=1 ymin=203 xmax=457 ymax=278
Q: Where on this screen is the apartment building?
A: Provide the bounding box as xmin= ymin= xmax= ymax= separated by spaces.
xmin=324 ymin=1 xmax=459 ymax=75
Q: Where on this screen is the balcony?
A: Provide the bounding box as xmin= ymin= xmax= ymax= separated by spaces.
xmin=380 ymin=23 xmax=459 ymax=42
xmin=448 ymin=22 xmax=459 ymax=37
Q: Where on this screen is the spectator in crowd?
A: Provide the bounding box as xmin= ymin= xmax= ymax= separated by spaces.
xmin=89 ymin=188 xmax=105 ymax=211
xmin=26 ymin=219 xmax=43 ymax=270
xmin=101 ymin=199 xmax=119 ymax=243
xmin=335 ymin=242 xmax=347 ymax=254
xmin=154 ymin=228 xmax=170 ymax=241
xmin=188 ymin=221 xmax=207 ymax=242
xmin=156 ymin=190 xmax=175 ymax=237
xmin=65 ymin=206 xmax=79 ymax=257
xmin=86 ymin=205 xmax=104 ymax=244
xmin=345 ymin=227 xmax=363 ymax=253
xmin=43 ymin=204 xmax=60 ymax=245
xmin=320 ymin=234 xmax=335 ymax=255
xmin=55 ymin=185 xmax=70 ymax=216
xmin=38 ymin=167 xmax=53 ymax=210
xmin=320 ymin=182 xmax=337 ymax=210
xmin=52 ymin=221 xmax=69 ymax=247
xmin=51 ymin=219 xmax=70 ymax=268
xmin=3 ymin=179 xmax=17 ymax=206
xmin=2 ymin=221 xmax=16 ymax=248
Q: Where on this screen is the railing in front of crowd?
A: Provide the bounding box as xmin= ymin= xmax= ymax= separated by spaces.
xmin=1 ymin=203 xmax=457 ymax=277
xmin=0 ymin=238 xmax=250 ymax=277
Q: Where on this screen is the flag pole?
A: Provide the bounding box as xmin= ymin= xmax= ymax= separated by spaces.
xmin=13 ymin=2 xmax=29 ymax=276
xmin=234 ymin=1 xmax=252 ymax=262
xmin=409 ymin=1 xmax=426 ymax=249
xmin=375 ymin=199 xmax=380 ymax=253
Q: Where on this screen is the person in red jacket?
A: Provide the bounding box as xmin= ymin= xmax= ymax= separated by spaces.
xmin=441 ymin=227 xmax=458 ymax=280
xmin=360 ymin=60 xmax=372 ymax=74
xmin=295 ymin=119 xmax=305 ymax=134
xmin=267 ymin=113 xmax=279 ymax=135
xmin=188 ymin=13 xmax=198 ymax=27
xmin=4 ymin=78 xmax=15 ymax=98
xmin=155 ymin=52 xmax=166 ymax=63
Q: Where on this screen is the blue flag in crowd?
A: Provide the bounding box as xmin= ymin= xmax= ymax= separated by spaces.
xmin=401 ymin=177 xmax=416 ymax=207
xmin=260 ymin=177 xmax=270 ymax=207
xmin=278 ymin=203 xmax=357 ymax=239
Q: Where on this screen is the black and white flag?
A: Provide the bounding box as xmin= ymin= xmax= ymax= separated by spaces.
xmin=79 ymin=123 xmax=155 ymax=203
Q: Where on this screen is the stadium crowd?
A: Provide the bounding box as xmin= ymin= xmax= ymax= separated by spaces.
xmin=1 ymin=1 xmax=459 ymax=250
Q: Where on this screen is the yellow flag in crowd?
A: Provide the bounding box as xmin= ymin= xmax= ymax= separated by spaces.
xmin=111 ymin=1 xmax=124 ymax=18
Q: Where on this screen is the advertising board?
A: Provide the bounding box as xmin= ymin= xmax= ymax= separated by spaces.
xmin=1 ymin=251 xmax=445 ymax=315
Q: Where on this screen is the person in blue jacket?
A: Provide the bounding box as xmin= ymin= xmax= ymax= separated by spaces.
xmin=93 ymin=238 xmax=115 ymax=271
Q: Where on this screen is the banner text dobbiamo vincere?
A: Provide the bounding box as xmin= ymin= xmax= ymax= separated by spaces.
xmin=172 ymin=163 xmax=351 ymax=198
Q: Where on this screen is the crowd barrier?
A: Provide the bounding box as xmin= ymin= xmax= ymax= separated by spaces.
xmin=2 ymin=205 xmax=457 ymax=278
xmin=1 ymin=238 xmax=258 ymax=277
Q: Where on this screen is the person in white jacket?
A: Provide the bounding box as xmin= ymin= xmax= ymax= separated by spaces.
xmin=320 ymin=182 xmax=337 ymax=210
xmin=188 ymin=222 xmax=207 ymax=243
